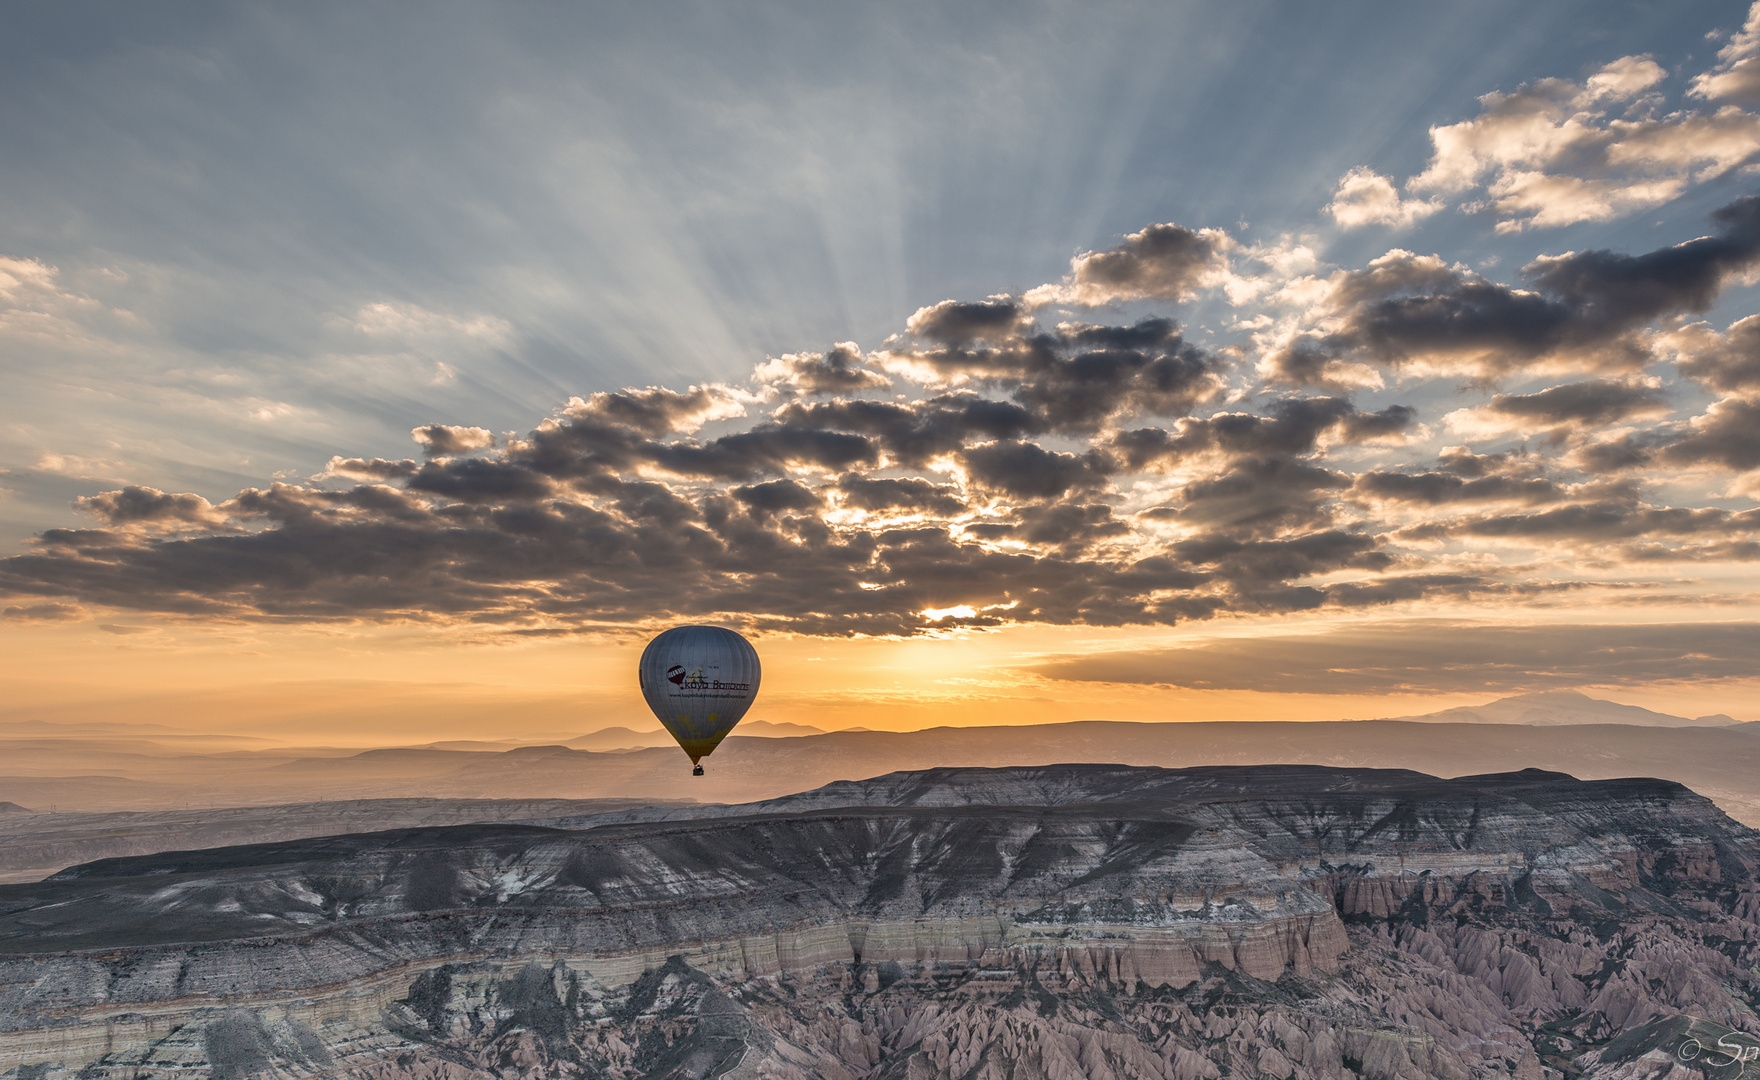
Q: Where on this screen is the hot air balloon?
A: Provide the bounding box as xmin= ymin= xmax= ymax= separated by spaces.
xmin=638 ymin=625 xmax=761 ymax=775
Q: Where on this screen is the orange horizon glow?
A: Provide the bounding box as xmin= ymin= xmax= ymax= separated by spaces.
xmin=4 ymin=606 xmax=1755 ymax=748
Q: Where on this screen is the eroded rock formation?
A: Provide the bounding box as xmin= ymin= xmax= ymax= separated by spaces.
xmin=2 ymin=764 xmax=1758 ymax=1079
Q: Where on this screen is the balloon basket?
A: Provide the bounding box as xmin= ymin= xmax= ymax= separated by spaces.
xmin=692 ymin=764 xmax=705 ymax=776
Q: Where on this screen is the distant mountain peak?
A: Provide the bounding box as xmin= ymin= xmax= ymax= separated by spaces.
xmin=1381 ymin=689 xmax=1737 ymax=727
xmin=1494 ymin=689 xmax=1595 ymax=704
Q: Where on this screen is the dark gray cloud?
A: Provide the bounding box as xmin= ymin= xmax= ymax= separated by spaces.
xmin=411 ymin=425 xmax=495 ymax=456
xmin=1351 ymin=471 xmax=1563 ymax=506
xmin=1526 ymin=195 xmax=1760 ymax=321
xmin=1660 ymin=397 xmax=1760 ymax=472
xmin=959 ymin=441 xmax=1110 ymax=500
xmin=1572 ymin=434 xmax=1662 ymax=473
xmin=1408 ymin=499 xmax=1760 ymax=543
xmin=1160 ymin=458 xmax=1352 ymax=537
xmin=1485 ymin=380 xmax=1669 ymax=426
xmin=1 ymin=601 xmax=84 ymax=622
xmin=834 ymin=475 xmax=967 ymax=517
xmin=1679 ymin=315 xmax=1760 ymax=392
xmin=962 ymin=503 xmax=1129 ymax=554
xmin=506 ymin=407 xmax=883 ymax=485
xmin=1030 ymin=223 xmax=1231 ymax=305
xmin=406 ymin=459 xmax=555 ymax=503
xmin=904 ymin=298 xmax=1031 ymax=346
xmin=1030 ymin=621 xmax=1760 ymax=694
xmin=1275 ymin=195 xmax=1760 ymax=378
xmin=0 ymin=447 xmax=1459 ymax=636
xmin=731 ymin=479 xmax=822 ymax=518
xmin=1106 ymin=398 xmax=1415 ymax=471
xmin=773 ymin=394 xmax=1042 ymax=468
xmin=5 ymin=197 xmax=1760 ymax=638
xmin=648 ymin=425 xmax=883 ymax=481
xmin=325 ymin=457 xmax=423 ymax=482
xmin=755 ymin=343 xmax=891 ymax=395
xmin=73 ymin=486 xmax=224 ymax=527
xmin=1572 ymin=393 xmax=1760 ymax=476
xmin=0 ymin=1 xmax=1745 ymax=581
xmin=1435 ymin=447 xmax=1535 ymax=478
xmin=882 ymin=316 xmax=1222 ymax=432
xmin=566 ymin=386 xmax=744 ymax=437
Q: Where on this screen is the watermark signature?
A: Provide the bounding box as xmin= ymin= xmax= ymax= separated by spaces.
xmin=1677 ymin=1028 xmax=1760 ymax=1074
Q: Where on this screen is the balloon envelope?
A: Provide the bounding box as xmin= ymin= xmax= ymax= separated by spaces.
xmin=638 ymin=625 xmax=761 ymax=765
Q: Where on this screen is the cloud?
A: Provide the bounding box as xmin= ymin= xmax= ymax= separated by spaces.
xmin=1527 ymin=194 xmax=1760 ymax=314
xmin=1674 ymin=315 xmax=1760 ymax=392
xmin=0 ymin=256 xmax=62 ymax=303
xmin=1570 ymin=434 xmax=1662 ymax=474
xmin=1691 ymin=2 xmax=1760 ymax=104
xmin=406 ymin=458 xmax=555 ymax=503
xmin=562 ymin=385 xmax=748 ymax=436
xmin=963 ymin=502 xmax=1128 ymax=554
xmin=960 ymin=441 xmax=1110 ymax=501
xmin=411 ymin=424 xmax=495 ymax=456
xmin=1438 ymin=500 xmax=1759 ymax=543
xmin=1351 ymin=471 xmax=1563 ymax=507
xmin=1399 ymin=52 xmax=1760 ymax=232
xmin=1486 ymin=379 xmax=1669 ymax=425
xmin=1161 ymin=459 xmax=1354 ymax=537
xmin=73 ymin=487 xmax=229 ymax=529
xmin=753 ymin=342 xmax=891 ymax=395
xmin=1105 ymin=397 xmax=1417 ymax=471
xmin=322 ymin=457 xmax=421 ymax=482
xmin=1480 ymin=171 xmax=1690 ymax=235
xmin=731 ymin=478 xmax=822 ymax=518
xmin=1442 ymin=378 xmax=1671 ymax=437
xmin=1030 ymin=621 xmax=1760 ymax=694
xmin=903 ymin=297 xmax=1031 ymax=346
xmin=1268 ymin=195 xmax=1760 ymax=379
xmin=351 ymin=301 xmax=512 ymax=346
xmin=4 ymin=195 xmax=1760 ymax=638
xmin=877 ymin=316 xmax=1223 ymax=431
xmin=1660 ymin=396 xmax=1760 ymax=472
xmin=1 ymin=601 xmax=85 ymax=622
xmin=834 ymin=475 xmax=967 ymax=518
xmin=0 ymin=255 xmax=115 ymax=350
xmin=773 ymin=394 xmax=1041 ymax=468
xmin=1326 ymin=168 xmax=1443 ymax=229
xmin=1564 ymin=389 xmax=1760 ymax=478
xmin=0 ymin=374 xmax=1468 ymax=635
xmin=1024 ymin=224 xmax=1233 ymax=307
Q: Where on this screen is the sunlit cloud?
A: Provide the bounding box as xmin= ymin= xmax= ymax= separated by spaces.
xmin=1323 ymin=17 xmax=1760 ymax=234
xmin=1325 ymin=168 xmax=1443 ymax=229
xmin=5 ymin=193 xmax=1760 ymax=640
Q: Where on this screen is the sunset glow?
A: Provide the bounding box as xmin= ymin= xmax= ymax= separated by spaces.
xmin=3 ymin=1 xmax=1759 ymax=745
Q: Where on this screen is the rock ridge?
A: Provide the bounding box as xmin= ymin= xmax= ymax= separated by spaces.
xmin=0 ymin=763 xmax=1756 ymax=1079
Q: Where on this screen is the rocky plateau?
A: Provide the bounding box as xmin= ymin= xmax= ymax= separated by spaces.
xmin=3 ymin=764 xmax=1760 ymax=1079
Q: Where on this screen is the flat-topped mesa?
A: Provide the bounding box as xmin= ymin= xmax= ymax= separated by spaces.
xmin=0 ymin=764 xmax=1755 ymax=1079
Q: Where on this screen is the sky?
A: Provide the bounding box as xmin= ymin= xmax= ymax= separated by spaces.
xmin=3 ymin=0 xmax=1760 ymax=742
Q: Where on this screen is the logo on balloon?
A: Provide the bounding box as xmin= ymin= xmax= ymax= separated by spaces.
xmin=662 ymin=664 xmax=752 ymax=697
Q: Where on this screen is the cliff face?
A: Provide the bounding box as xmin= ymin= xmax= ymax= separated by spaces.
xmin=1 ymin=764 xmax=1758 ymax=1080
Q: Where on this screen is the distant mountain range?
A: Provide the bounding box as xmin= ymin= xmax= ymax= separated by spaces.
xmin=559 ymin=719 xmax=827 ymax=750
xmin=2 ymin=691 xmax=1755 ymax=822
xmin=412 ymin=721 xmax=834 ymax=753
xmin=1378 ymin=689 xmax=1737 ymax=727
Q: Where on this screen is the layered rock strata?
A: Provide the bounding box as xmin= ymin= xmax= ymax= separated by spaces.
xmin=0 ymin=764 xmax=1756 ymax=1079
